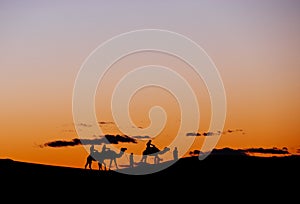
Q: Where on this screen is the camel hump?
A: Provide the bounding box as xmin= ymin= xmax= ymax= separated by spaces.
xmin=152 ymin=146 xmax=159 ymax=153
xmin=144 ymin=146 xmax=160 ymax=155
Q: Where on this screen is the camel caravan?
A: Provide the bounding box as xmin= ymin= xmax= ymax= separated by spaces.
xmin=84 ymin=140 xmax=171 ymax=171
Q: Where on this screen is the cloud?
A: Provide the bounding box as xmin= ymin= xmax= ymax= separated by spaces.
xmin=211 ymin=147 xmax=248 ymax=156
xmin=40 ymin=134 xmax=136 ymax=148
xmin=40 ymin=138 xmax=82 ymax=148
xmin=186 ymin=132 xmax=201 ymax=136
xmin=189 ymin=147 xmax=247 ymax=156
xmin=131 ymin=135 xmax=151 ymax=139
xmin=98 ymin=121 xmax=114 ymax=125
xmin=189 ymin=147 xmax=290 ymax=157
xmin=102 ymin=134 xmax=137 ymax=144
xmin=77 ymin=123 xmax=92 ymax=127
xmin=224 ymin=129 xmax=244 ymax=134
xmin=203 ymin=132 xmax=219 ymax=136
xmin=186 ymin=129 xmax=244 ymax=137
xmin=186 ymin=131 xmax=221 ymax=137
xmin=244 ymin=147 xmax=290 ymax=155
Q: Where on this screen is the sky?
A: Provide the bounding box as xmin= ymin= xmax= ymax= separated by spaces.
xmin=0 ymin=0 xmax=300 ymax=169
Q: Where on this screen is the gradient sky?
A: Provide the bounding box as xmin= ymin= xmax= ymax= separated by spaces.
xmin=1 ymin=0 xmax=300 ymax=169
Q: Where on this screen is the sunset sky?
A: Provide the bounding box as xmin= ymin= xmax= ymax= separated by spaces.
xmin=1 ymin=0 xmax=300 ymax=170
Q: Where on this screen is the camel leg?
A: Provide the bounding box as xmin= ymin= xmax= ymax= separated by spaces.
xmin=103 ymin=162 xmax=107 ymax=171
xmin=84 ymin=157 xmax=89 ymax=169
xmin=114 ymin=159 xmax=118 ymax=170
xmin=109 ymin=159 xmax=113 ymax=170
xmin=85 ymin=157 xmax=92 ymax=170
xmin=141 ymin=155 xmax=147 ymax=163
xmin=157 ymin=156 xmax=160 ymax=164
xmin=98 ymin=162 xmax=102 ymax=170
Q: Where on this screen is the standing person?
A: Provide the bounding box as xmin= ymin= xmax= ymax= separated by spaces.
xmin=173 ymin=147 xmax=178 ymax=161
xmin=90 ymin=144 xmax=96 ymax=155
xmin=102 ymin=144 xmax=109 ymax=152
xmin=129 ymin=153 xmax=134 ymax=168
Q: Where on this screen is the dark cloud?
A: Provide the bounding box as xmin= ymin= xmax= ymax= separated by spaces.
xmin=186 ymin=131 xmax=220 ymax=137
xmin=186 ymin=132 xmax=201 ymax=136
xmin=203 ymin=132 xmax=218 ymax=136
xmin=40 ymin=134 xmax=136 ymax=148
xmin=224 ymin=129 xmax=244 ymax=134
xmin=102 ymin=134 xmax=137 ymax=144
xmin=132 ymin=135 xmax=151 ymax=139
xmin=210 ymin=147 xmax=248 ymax=156
xmin=41 ymin=138 xmax=82 ymax=148
xmin=186 ymin=129 xmax=244 ymax=137
xmin=244 ymin=147 xmax=290 ymax=155
xmin=98 ymin=121 xmax=114 ymax=125
xmin=189 ymin=147 xmax=290 ymax=157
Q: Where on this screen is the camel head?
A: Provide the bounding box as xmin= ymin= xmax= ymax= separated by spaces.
xmin=117 ymin=147 xmax=127 ymax=157
xmin=120 ymin=147 xmax=127 ymax=152
xmin=161 ymin=147 xmax=170 ymax=154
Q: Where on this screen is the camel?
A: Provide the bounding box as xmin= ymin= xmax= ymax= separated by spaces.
xmin=85 ymin=147 xmax=127 ymax=170
xmin=141 ymin=146 xmax=170 ymax=164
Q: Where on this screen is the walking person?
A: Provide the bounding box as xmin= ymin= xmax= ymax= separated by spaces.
xmin=173 ymin=147 xmax=178 ymax=161
xmin=129 ymin=153 xmax=134 ymax=168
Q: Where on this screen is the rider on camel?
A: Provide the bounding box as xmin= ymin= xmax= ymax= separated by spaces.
xmin=145 ymin=140 xmax=159 ymax=153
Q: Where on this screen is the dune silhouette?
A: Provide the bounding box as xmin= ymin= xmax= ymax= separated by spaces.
xmin=1 ymin=150 xmax=300 ymax=198
xmin=1 ymin=149 xmax=299 ymax=179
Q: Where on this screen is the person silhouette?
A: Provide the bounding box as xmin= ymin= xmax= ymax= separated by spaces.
xmin=146 ymin=140 xmax=154 ymax=150
xmin=102 ymin=144 xmax=109 ymax=153
xmin=140 ymin=140 xmax=151 ymax=163
xmin=146 ymin=139 xmax=159 ymax=152
xmin=90 ymin=144 xmax=96 ymax=155
xmin=129 ymin=153 xmax=134 ymax=168
xmin=173 ymin=147 xmax=178 ymax=161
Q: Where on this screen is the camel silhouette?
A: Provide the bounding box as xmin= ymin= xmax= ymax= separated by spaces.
xmin=141 ymin=146 xmax=170 ymax=164
xmin=85 ymin=147 xmax=127 ymax=170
